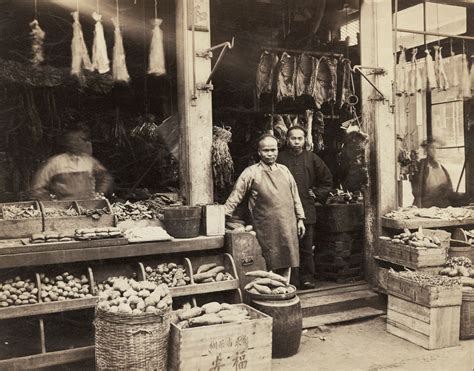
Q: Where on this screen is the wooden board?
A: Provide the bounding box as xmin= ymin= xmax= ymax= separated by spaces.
xmin=387 ymin=295 xmax=460 ymax=350
xmin=0 ymin=238 xmax=128 ymax=255
xmin=381 ymin=216 xmax=474 ymax=230
xmin=168 ymin=304 xmax=272 ymax=371
xmin=0 ymin=236 xmax=224 ymax=269
xmin=387 ymin=272 xmax=462 ymax=308
xmin=0 ymin=345 xmax=94 ymax=369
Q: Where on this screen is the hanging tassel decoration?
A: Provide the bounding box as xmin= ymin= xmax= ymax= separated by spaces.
xmin=460 ymin=54 xmax=471 ymax=98
xmin=112 ymin=16 xmax=130 ymax=83
xmin=92 ymin=12 xmax=110 ymax=74
xmin=30 ymin=19 xmax=45 ymax=66
xmin=425 ymin=49 xmax=437 ymax=90
xmin=396 ymin=46 xmax=407 ymax=96
xmin=148 ymin=18 xmax=166 ymax=76
xmin=71 ymin=11 xmax=93 ymax=76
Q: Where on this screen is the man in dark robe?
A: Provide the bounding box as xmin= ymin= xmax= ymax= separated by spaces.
xmin=278 ymin=125 xmax=333 ymax=289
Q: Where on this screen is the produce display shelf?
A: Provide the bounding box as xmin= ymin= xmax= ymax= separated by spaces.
xmin=0 ymin=236 xmax=225 ymax=269
xmin=381 ymin=216 xmax=474 ymax=230
xmin=0 ymin=297 xmax=97 ymax=320
xmin=170 ymin=280 xmax=240 ymax=297
xmin=0 ymin=345 xmax=94 ymax=369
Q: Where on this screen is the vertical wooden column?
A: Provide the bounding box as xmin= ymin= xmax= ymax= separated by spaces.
xmin=176 ymin=0 xmax=213 ymax=205
xmin=360 ymin=0 xmax=397 ymax=284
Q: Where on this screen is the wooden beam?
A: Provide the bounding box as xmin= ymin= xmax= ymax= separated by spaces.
xmin=176 ymin=0 xmax=214 ymax=205
xmin=360 ymin=0 xmax=397 ymax=285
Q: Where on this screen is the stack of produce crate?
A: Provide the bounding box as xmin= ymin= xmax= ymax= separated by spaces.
xmin=386 ymin=270 xmax=462 ymax=350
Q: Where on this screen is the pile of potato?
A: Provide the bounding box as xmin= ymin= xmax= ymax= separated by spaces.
xmin=144 ymin=263 xmax=191 ymax=287
xmin=379 ymin=227 xmax=441 ymax=248
xmin=244 ymin=270 xmax=295 ymax=295
xmin=0 ymin=276 xmax=38 ymax=307
xmin=439 ymin=257 xmax=474 ymax=289
xmin=176 ymin=302 xmax=250 ymax=329
xmin=194 ymin=263 xmax=234 ymax=284
xmin=39 ymin=272 xmax=92 ymax=302
xmin=96 ymin=277 xmax=172 ymax=315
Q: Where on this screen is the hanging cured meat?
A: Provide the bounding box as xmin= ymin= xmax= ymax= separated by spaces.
xmin=327 ymin=58 xmax=338 ymax=103
xmin=312 ymin=57 xmax=331 ymax=108
xmin=92 ymin=12 xmax=110 ymax=74
xmin=112 ymin=17 xmax=130 ymax=83
xmin=460 ymin=54 xmax=471 ymax=98
xmin=425 ymin=49 xmax=437 ymax=90
xmin=340 ymin=58 xmax=353 ymax=107
xmin=295 ymin=53 xmax=315 ymax=97
xmin=396 ymin=47 xmax=407 ymax=96
xmin=70 ymin=11 xmax=93 ymax=76
xmin=256 ymin=51 xmax=278 ymax=98
xmin=148 ymin=18 xmax=166 ymax=76
xmin=304 ymin=109 xmax=314 ymax=152
xmin=276 ymin=52 xmax=296 ymax=101
xmin=314 ymin=111 xmax=325 ymax=152
xmin=30 ymin=19 xmax=45 ymax=66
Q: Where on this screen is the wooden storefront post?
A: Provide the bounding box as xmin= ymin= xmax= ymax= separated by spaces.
xmin=176 ymin=0 xmax=214 ymax=205
xmin=360 ymin=0 xmax=397 ymax=284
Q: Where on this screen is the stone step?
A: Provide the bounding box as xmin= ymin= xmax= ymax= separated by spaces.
xmin=302 ymin=307 xmax=386 ymax=329
xmin=300 ymin=289 xmax=384 ymax=317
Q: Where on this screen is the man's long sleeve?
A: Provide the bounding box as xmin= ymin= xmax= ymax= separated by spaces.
xmin=313 ymin=155 xmax=333 ymax=204
xmin=223 ymin=168 xmax=253 ymax=216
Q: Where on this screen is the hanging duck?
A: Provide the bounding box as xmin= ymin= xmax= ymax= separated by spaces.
xmin=434 ymin=46 xmax=449 ymax=90
xmin=148 ymin=18 xmax=166 ymax=76
xmin=460 ymin=53 xmax=471 ymax=98
xmin=450 ymin=48 xmax=459 ymax=89
xmin=70 ymin=11 xmax=93 ymax=76
xmin=112 ymin=17 xmax=130 ymax=83
xmin=409 ymin=49 xmax=422 ymax=95
xmin=425 ymin=48 xmax=437 ymax=90
xmin=92 ymin=12 xmax=110 ymax=74
xmin=396 ymin=46 xmax=407 ymax=96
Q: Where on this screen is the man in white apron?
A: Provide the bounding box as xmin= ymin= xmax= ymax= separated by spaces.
xmin=224 ymin=135 xmax=306 ymax=272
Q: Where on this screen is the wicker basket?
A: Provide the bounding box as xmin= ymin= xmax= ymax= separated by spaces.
xmin=460 ymin=290 xmax=474 ymax=340
xmin=95 ymin=307 xmax=171 ymax=371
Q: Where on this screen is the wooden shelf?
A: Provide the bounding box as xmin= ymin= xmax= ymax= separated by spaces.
xmin=0 ymin=236 xmax=225 ymax=269
xmin=170 ymin=280 xmax=240 ymax=297
xmin=0 ymin=346 xmax=94 ymax=369
xmin=381 ymin=216 xmax=474 ymax=230
xmin=0 ymin=297 xmax=97 ymax=320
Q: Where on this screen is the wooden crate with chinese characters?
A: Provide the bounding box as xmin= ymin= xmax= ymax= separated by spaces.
xmin=168 ymin=304 xmax=272 ymax=371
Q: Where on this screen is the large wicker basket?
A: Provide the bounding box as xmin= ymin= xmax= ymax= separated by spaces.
xmin=95 ymin=307 xmax=171 ymax=371
xmin=460 ymin=290 xmax=474 ymax=340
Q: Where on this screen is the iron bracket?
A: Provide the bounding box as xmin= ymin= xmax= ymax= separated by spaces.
xmin=352 ymin=65 xmax=388 ymax=102
xmin=196 ymin=37 xmax=235 ymax=85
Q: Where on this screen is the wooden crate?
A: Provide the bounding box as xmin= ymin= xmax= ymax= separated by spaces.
xmin=40 ymin=199 xmax=114 ymax=234
xmin=460 ymin=290 xmax=474 ymax=340
xmin=0 ymin=201 xmax=43 ymax=239
xmin=387 ymin=295 xmax=460 ymax=350
xmin=387 ymin=272 xmax=462 ymax=308
xmin=315 ymin=203 xmax=364 ymax=233
xmin=168 ymin=304 xmax=272 ymax=371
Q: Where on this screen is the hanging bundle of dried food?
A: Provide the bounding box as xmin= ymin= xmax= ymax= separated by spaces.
xmin=460 ymin=54 xmax=471 ymax=98
xmin=212 ymin=126 xmax=234 ymax=190
xmin=276 ymin=52 xmax=297 ymax=101
xmin=148 ymin=18 xmax=166 ymax=76
xmin=112 ymin=17 xmax=130 ymax=83
xmin=313 ymin=111 xmax=325 ymax=152
xmin=425 ymin=49 xmax=437 ymax=90
xmin=434 ymin=46 xmax=449 ymax=90
xmin=256 ymin=51 xmax=278 ymax=98
xmin=30 ymin=19 xmax=45 ymax=66
xmin=396 ymin=46 xmax=407 ymax=96
xmin=92 ymin=12 xmax=110 ymax=74
xmin=295 ymin=53 xmax=315 ymax=97
xmin=70 ymin=11 xmax=93 ymax=77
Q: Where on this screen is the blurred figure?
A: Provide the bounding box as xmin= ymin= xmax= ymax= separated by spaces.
xmin=31 ymin=127 xmax=113 ymax=200
xmin=411 ymin=138 xmax=454 ymax=208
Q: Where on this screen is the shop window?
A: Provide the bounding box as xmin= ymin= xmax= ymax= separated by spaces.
xmin=340 ymin=19 xmax=359 ymax=46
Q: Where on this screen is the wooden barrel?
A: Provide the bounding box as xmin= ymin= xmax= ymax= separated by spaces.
xmin=449 ymin=239 xmax=474 ymax=262
xmin=163 ymin=206 xmax=202 ymax=238
xmin=251 ymin=296 xmax=302 ymax=358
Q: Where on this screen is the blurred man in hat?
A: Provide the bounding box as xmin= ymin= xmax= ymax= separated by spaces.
xmin=31 ymin=127 xmax=113 ymax=200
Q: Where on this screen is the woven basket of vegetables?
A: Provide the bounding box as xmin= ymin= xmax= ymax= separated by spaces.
xmin=94 ymin=278 xmax=172 ymax=371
